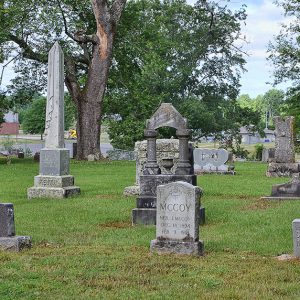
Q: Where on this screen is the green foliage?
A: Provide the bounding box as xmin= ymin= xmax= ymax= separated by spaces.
xmin=105 ymin=0 xmax=247 ymax=149
xmin=20 ymin=93 xmax=77 ymax=137
xmin=20 ymin=96 xmax=46 ymax=137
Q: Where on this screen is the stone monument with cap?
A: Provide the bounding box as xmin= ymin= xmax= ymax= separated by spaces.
xmin=27 ymin=42 xmax=80 ymax=199
xmin=132 ymin=103 xmax=198 ymax=225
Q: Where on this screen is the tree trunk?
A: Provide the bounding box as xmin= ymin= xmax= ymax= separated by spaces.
xmin=76 ymin=95 xmax=102 ymax=160
xmin=65 ymin=0 xmax=127 ymax=160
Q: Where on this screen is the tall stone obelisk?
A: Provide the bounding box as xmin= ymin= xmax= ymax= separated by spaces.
xmin=28 ymin=42 xmax=80 ymax=199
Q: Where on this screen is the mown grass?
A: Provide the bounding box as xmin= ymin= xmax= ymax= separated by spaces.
xmin=0 ymin=158 xmax=300 ymax=299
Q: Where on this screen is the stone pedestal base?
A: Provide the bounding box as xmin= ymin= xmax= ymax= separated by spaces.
xmin=0 ymin=236 xmax=31 ymax=251
xmin=40 ymin=148 xmax=70 ymax=176
xmin=132 ymin=208 xmax=156 ymax=225
xmin=28 ymin=175 xmax=80 ymax=199
xmin=150 ymin=239 xmax=204 ymax=256
xmin=266 ymin=162 xmax=299 ymax=177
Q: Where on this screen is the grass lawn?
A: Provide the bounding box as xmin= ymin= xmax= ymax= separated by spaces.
xmin=0 ymin=158 xmax=300 ymax=299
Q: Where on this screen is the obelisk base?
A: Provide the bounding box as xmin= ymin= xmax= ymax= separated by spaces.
xmin=0 ymin=236 xmax=31 ymax=252
xmin=28 ymin=175 xmax=80 ymax=199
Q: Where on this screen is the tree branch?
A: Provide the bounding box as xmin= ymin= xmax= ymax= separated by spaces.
xmin=110 ymin=0 xmax=127 ymax=25
xmin=56 ymin=0 xmax=96 ymax=44
xmin=8 ymin=34 xmax=48 ymax=63
xmin=65 ymin=57 xmax=82 ymax=105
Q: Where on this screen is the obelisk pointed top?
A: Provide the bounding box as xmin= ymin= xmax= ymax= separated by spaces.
xmin=49 ymin=41 xmax=63 ymax=55
xmin=44 ymin=40 xmax=65 ymax=149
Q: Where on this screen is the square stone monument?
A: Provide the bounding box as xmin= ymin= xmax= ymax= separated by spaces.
xmin=150 ymin=181 xmax=204 ymax=256
xmin=266 ymin=116 xmax=299 ymax=177
xmin=28 ymin=42 xmax=80 ymax=199
xmin=0 ymin=203 xmax=31 ymax=251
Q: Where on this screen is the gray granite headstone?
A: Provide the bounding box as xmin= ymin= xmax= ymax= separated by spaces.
xmin=27 ymin=42 xmax=80 ymax=199
xmin=150 ymin=181 xmax=204 ymax=256
xmin=193 ymin=148 xmax=235 ymax=174
xmin=0 ymin=203 xmax=31 ymax=252
xmin=266 ymin=116 xmax=299 ymax=177
xmin=292 ymin=219 xmax=300 ymax=258
xmin=0 ymin=203 xmax=15 ymax=237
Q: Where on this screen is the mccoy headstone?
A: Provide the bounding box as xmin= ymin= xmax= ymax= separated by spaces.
xmin=150 ymin=181 xmax=204 ymax=256
xmin=0 ymin=203 xmax=31 ymax=251
xmin=28 ymin=42 xmax=80 ymax=199
xmin=193 ymin=148 xmax=235 ymax=175
xmin=292 ymin=219 xmax=300 ymax=258
xmin=267 ymin=116 xmax=299 ymax=177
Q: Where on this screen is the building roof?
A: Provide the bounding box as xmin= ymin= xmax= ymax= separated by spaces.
xmin=0 ymin=122 xmax=19 ymax=135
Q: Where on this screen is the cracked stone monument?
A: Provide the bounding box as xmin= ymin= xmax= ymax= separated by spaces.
xmin=132 ymin=103 xmax=197 ymax=225
xmin=193 ymin=148 xmax=235 ymax=175
xmin=150 ymin=181 xmax=204 ymax=256
xmin=0 ymin=203 xmax=31 ymax=251
xmin=28 ymin=42 xmax=80 ymax=199
xmin=266 ymin=116 xmax=299 ymax=177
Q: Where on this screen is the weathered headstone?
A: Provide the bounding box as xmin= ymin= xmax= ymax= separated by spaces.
xmin=193 ymin=148 xmax=235 ymax=175
xmin=150 ymin=181 xmax=204 ymax=256
xmin=0 ymin=203 xmax=31 ymax=251
xmin=28 ymin=42 xmax=80 ymax=199
xmin=261 ymin=174 xmax=300 ymax=200
xmin=266 ymin=116 xmax=299 ymax=177
xmin=293 ymin=219 xmax=300 ymax=258
xmin=132 ymin=103 xmax=198 ymax=225
xmin=261 ymin=148 xmax=275 ymax=162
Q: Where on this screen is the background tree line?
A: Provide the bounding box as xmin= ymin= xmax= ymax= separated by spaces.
xmin=1 ymin=0 xmax=300 ymax=154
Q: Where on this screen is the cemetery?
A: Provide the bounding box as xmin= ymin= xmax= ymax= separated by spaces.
xmin=1 ymin=0 xmax=300 ymax=298
xmin=1 ymin=44 xmax=300 ymax=297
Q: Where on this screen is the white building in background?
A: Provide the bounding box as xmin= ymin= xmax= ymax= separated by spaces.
xmin=240 ymin=126 xmax=275 ymax=144
xmin=4 ymin=111 xmax=19 ymax=123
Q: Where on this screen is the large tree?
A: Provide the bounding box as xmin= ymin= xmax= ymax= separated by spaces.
xmin=0 ymin=0 xmax=126 ymax=159
xmin=104 ymin=0 xmax=247 ymax=149
xmin=268 ymin=0 xmax=300 ymax=132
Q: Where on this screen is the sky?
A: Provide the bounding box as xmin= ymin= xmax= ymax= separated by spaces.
xmin=0 ymin=0 xmax=293 ymax=98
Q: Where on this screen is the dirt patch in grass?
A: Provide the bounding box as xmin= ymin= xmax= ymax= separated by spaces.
xmin=95 ymin=194 xmax=118 ymax=199
xmin=97 ymin=221 xmax=132 ymax=229
xmin=241 ymin=199 xmax=281 ymax=211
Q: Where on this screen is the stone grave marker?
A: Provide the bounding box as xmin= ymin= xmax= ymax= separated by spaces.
xmin=150 ymin=181 xmax=204 ymax=256
xmin=193 ymin=148 xmax=235 ymax=174
xmin=261 ymin=174 xmax=300 ymax=200
xmin=267 ymin=116 xmax=299 ymax=177
xmin=0 ymin=203 xmax=31 ymax=251
xmin=28 ymin=42 xmax=80 ymax=199
xmin=292 ymin=219 xmax=300 ymax=258
xmin=132 ymin=103 xmax=198 ymax=225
